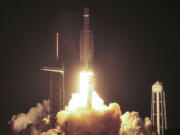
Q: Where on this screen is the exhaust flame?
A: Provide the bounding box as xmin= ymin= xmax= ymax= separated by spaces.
xmin=54 ymin=71 xmax=121 ymax=135
xmin=67 ymin=71 xmax=105 ymax=111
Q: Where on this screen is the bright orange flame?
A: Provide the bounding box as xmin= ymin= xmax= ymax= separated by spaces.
xmin=79 ymin=71 xmax=93 ymax=103
xmin=66 ymin=71 xmax=105 ymax=111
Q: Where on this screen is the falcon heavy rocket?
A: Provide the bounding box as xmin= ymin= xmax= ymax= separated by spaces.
xmin=80 ymin=8 xmax=94 ymax=109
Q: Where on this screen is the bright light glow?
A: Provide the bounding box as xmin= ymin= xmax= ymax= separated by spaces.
xmin=66 ymin=71 xmax=106 ymax=111
xmin=152 ymin=81 xmax=163 ymax=93
xmin=79 ymin=71 xmax=93 ymax=100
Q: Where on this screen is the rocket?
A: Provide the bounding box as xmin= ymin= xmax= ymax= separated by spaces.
xmin=80 ymin=8 xmax=94 ymax=109
xmin=80 ymin=8 xmax=94 ymax=71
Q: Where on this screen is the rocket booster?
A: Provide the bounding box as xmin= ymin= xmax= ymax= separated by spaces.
xmin=80 ymin=8 xmax=94 ymax=71
xmin=80 ymin=8 xmax=94 ymax=109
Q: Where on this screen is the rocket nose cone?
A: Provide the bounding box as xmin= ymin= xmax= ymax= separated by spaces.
xmin=84 ymin=8 xmax=89 ymax=17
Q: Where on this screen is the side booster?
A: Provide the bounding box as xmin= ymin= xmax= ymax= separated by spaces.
xmin=80 ymin=8 xmax=94 ymax=71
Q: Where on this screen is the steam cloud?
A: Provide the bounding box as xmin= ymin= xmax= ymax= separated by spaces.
xmin=120 ymin=112 xmax=156 ymax=135
xmin=41 ymin=109 xmax=156 ymax=135
xmin=9 ymin=101 xmax=157 ymax=135
xmin=56 ymin=103 xmax=121 ymax=135
xmin=9 ymin=100 xmax=50 ymax=133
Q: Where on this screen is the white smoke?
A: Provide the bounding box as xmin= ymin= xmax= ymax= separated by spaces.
xmin=41 ymin=127 xmax=61 ymax=135
xmin=120 ymin=111 xmax=157 ymax=135
xmin=9 ymin=100 xmax=157 ymax=135
xmin=41 ymin=110 xmax=157 ymax=135
xmin=9 ymin=100 xmax=50 ymax=133
xmin=41 ymin=103 xmax=121 ymax=135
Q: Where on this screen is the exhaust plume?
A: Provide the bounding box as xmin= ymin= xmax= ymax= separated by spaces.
xmin=41 ymin=103 xmax=121 ymax=135
xmin=57 ymin=103 xmax=121 ymax=135
xmin=9 ymin=100 xmax=50 ymax=133
xmin=9 ymin=98 xmax=157 ymax=135
xmin=120 ymin=111 xmax=157 ymax=135
xmin=9 ymin=71 xmax=156 ymax=135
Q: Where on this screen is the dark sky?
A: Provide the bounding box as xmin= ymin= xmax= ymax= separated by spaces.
xmin=2 ymin=0 xmax=179 ymax=133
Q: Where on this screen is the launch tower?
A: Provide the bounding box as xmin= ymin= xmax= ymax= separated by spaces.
xmin=41 ymin=33 xmax=64 ymax=128
xmin=151 ymin=81 xmax=167 ymax=135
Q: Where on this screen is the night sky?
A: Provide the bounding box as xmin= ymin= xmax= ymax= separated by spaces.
xmin=2 ymin=0 xmax=179 ymax=134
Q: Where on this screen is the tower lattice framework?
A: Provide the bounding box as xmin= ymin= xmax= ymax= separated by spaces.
xmin=151 ymin=81 xmax=167 ymax=135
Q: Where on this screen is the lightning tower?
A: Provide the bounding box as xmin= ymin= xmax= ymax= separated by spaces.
xmin=151 ymin=81 xmax=167 ymax=135
xmin=80 ymin=8 xmax=94 ymax=109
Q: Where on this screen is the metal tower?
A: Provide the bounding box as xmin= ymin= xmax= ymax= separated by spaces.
xmin=41 ymin=33 xmax=64 ymax=128
xmin=151 ymin=81 xmax=167 ymax=135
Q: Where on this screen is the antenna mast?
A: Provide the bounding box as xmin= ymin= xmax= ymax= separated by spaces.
xmin=56 ymin=32 xmax=59 ymax=61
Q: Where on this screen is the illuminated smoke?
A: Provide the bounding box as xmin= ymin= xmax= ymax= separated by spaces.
xmin=9 ymin=97 xmax=157 ymax=135
xmin=41 ymin=128 xmax=61 ymax=135
xmin=9 ymin=72 xmax=156 ymax=135
xmin=57 ymin=103 xmax=121 ymax=135
xmin=66 ymin=71 xmax=105 ymax=111
xmin=120 ymin=112 xmax=157 ymax=135
xmin=9 ymin=100 xmax=50 ymax=133
xmin=47 ymin=71 xmax=121 ymax=135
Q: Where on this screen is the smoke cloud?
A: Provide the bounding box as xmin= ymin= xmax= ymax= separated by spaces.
xmin=9 ymin=100 xmax=157 ymax=135
xmin=9 ymin=100 xmax=50 ymax=133
xmin=58 ymin=103 xmax=121 ymax=135
xmin=41 ymin=103 xmax=121 ymax=135
xmin=120 ymin=111 xmax=157 ymax=135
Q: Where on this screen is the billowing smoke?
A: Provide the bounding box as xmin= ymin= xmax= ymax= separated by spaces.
xmin=9 ymin=84 xmax=156 ymax=135
xmin=9 ymin=100 xmax=50 ymax=133
xmin=120 ymin=111 xmax=157 ymax=135
xmin=56 ymin=103 xmax=121 ymax=135
xmin=41 ymin=108 xmax=157 ymax=135
xmin=9 ymin=99 xmax=157 ymax=135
